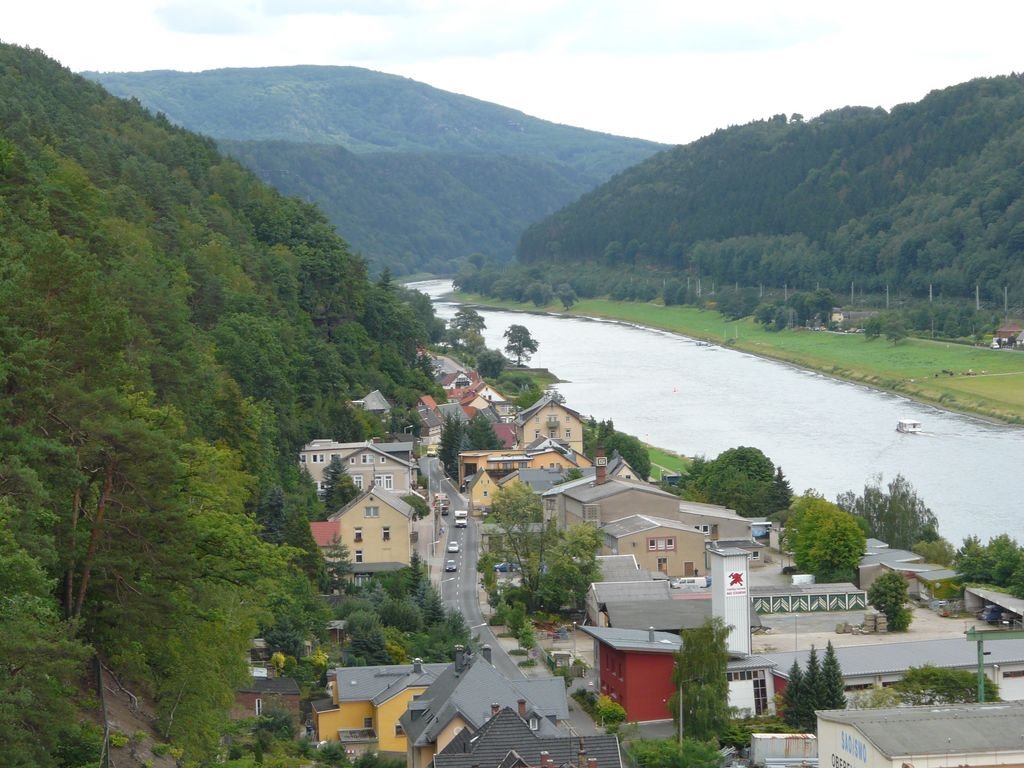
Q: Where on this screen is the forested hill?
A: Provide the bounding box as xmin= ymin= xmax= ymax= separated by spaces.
xmin=0 ymin=43 xmax=440 ymax=764
xmin=85 ymin=66 xmax=665 ymax=275
xmin=516 ymin=75 xmax=1024 ymax=300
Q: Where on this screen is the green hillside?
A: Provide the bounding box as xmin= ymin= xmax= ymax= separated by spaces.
xmin=0 ymin=44 xmax=440 ymax=764
xmin=85 ymin=66 xmax=665 ymax=274
xmin=515 ymin=75 xmax=1024 ymax=302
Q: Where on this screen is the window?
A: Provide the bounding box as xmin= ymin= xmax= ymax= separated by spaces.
xmin=350 ymin=457 xmax=356 ymax=464
xmin=700 ymin=524 xmax=710 ymax=534
xmin=354 ymin=528 xmax=363 ymax=542
xmin=534 ymin=430 xmax=540 ymax=439
xmin=752 ymin=670 xmax=767 ymax=715
xmin=565 ymin=429 xmax=571 ymax=439
xmin=379 ymin=474 xmax=394 ymax=490
xmin=657 ymin=557 xmax=668 ymax=573
xmin=395 ymin=723 xmax=404 ymax=736
xmin=380 ymin=456 xmax=387 ymax=464
xmin=750 ymin=550 xmax=760 ymax=560
xmin=361 ymin=454 xmax=372 ymax=464
xmin=299 ymin=454 xmax=306 ymax=463
xmin=648 ymin=537 xmax=676 ymax=551
xmin=583 ymin=504 xmax=600 ymax=523
xmin=1003 ymin=670 xmax=1024 ymax=679
xmin=483 ymin=490 xmax=489 ymax=498
xmin=355 ymin=550 xmax=363 ymax=563
xmin=363 ymin=717 xmax=373 ymax=729
xmin=365 ymin=506 xmax=379 ymax=518
xmin=529 ymin=717 xmax=539 ymax=731
xmin=255 ymin=698 xmax=263 ymax=716
xmin=353 ymin=475 xmax=363 ymax=489
xmin=382 ymin=527 xmax=391 ymax=542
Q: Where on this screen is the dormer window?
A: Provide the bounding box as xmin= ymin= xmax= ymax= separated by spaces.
xmin=529 ymin=716 xmax=539 ymax=730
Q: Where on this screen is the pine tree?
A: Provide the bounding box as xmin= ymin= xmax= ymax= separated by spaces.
xmin=796 ymin=646 xmax=821 ymax=731
xmin=782 ymin=660 xmax=804 ymax=729
xmin=821 ymin=641 xmax=847 ymax=710
xmin=322 ymin=456 xmax=359 ymax=512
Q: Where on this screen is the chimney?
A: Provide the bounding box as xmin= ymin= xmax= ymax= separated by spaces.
xmin=413 ymin=658 xmax=422 ymax=674
xmin=490 ymin=702 xmax=500 ymax=718
xmin=517 ymin=698 xmax=526 ymax=718
xmin=577 ymin=746 xmax=588 ymax=768
xmin=539 ymin=752 xmax=552 ymax=768
xmin=587 ymin=759 xmax=598 ymax=768
xmin=595 ymin=445 xmax=607 ymax=485
xmin=482 ymin=644 xmax=492 ymax=664
xmin=454 ymin=644 xmax=466 ymax=674
xmin=648 ymin=626 xmax=655 ymax=642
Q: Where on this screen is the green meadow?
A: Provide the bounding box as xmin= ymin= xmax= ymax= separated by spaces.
xmin=459 ymin=293 xmax=1024 ymax=425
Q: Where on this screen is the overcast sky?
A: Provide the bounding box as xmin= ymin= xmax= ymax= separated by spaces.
xmin=7 ymin=1 xmax=1024 ymax=145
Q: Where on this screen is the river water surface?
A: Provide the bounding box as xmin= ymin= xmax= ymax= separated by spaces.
xmin=413 ymin=280 xmax=1020 ymax=547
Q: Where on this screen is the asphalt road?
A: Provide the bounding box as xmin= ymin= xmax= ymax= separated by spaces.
xmin=419 ymin=456 xmax=526 ymax=680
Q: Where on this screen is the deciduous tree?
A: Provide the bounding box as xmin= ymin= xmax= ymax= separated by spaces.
xmin=784 ymin=493 xmax=865 ymax=582
xmin=867 ymin=571 xmax=913 ymax=631
xmin=503 ymin=324 xmax=539 ymax=366
xmin=670 ymin=617 xmax=731 ymax=741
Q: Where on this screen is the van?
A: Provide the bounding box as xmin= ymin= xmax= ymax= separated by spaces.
xmin=426 ymin=445 xmax=438 ymax=457
xmin=453 ymin=509 xmax=468 ymax=528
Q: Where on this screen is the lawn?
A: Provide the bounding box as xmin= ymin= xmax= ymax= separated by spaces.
xmin=459 ymin=293 xmax=1024 ymax=424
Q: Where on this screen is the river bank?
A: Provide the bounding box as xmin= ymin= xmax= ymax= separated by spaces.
xmin=454 ymin=292 xmax=1024 ymax=426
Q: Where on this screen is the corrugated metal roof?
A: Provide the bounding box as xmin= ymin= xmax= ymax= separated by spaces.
xmin=764 ymin=637 xmax=1024 ymax=679
xmin=818 ymin=702 xmax=1024 ymax=757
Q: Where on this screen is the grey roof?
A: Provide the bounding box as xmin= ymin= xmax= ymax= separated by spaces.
xmin=675 ymin=500 xmax=744 ymax=520
xmin=817 ymin=702 xmax=1024 ymax=758
xmin=708 ymin=538 xmax=764 ymax=550
xmin=596 ymin=555 xmax=648 ymax=582
xmin=438 ymin=402 xmax=470 ymax=422
xmin=360 ymin=389 xmax=392 ymax=413
xmin=579 ymin=626 xmax=773 ymax=668
xmin=591 ymin=580 xmax=672 ymax=604
xmin=418 ymin=405 xmax=443 ymax=429
xmin=514 ymin=395 xmax=582 ymax=426
xmin=311 ymin=697 xmax=337 ymax=713
xmin=859 ymin=548 xmax=921 ymax=566
xmin=330 ymin=486 xmax=415 ymax=521
xmin=400 ymin=653 xmax=569 ymax=747
xmin=351 ymin=561 xmax=407 ymax=574
xmin=864 ymin=538 xmax=889 ymax=550
xmin=435 ymin=708 xmax=623 ymax=768
xmin=915 ymin=567 xmax=960 ymax=581
xmin=498 ymin=468 xmax=568 ymax=494
xmin=330 ymin=663 xmax=449 ymax=704
xmin=750 ymin=582 xmax=862 ymax=597
xmin=239 ymin=677 xmax=300 ymax=695
xmin=543 ymin=476 xmax=677 ymax=504
xmin=603 ymin=596 xmax=762 ymax=632
xmin=603 ymin=598 xmax=712 ymax=631
xmin=967 ymin=587 xmax=1024 ymax=615
xmin=763 ymin=637 xmax=1024 ymax=680
xmin=601 ymin=514 xmax=705 ymax=539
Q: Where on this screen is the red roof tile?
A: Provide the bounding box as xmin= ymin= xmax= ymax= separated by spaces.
xmin=310 ymin=521 xmax=342 ymax=548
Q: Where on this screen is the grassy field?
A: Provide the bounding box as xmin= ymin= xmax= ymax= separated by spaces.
xmin=460 ymin=293 xmax=1024 ymax=424
xmin=646 ymin=445 xmax=689 ymax=479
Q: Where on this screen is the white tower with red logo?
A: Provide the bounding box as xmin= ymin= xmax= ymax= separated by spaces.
xmin=707 ymin=546 xmax=751 ymax=656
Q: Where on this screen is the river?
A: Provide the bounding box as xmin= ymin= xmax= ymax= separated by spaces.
xmin=412 ymin=279 xmax=1019 ymax=548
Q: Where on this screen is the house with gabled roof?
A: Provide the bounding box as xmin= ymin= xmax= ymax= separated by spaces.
xmin=401 ymin=646 xmax=569 ymax=768
xmin=328 ymin=487 xmax=413 ymax=582
xmin=600 ymin=514 xmax=706 ymax=579
xmin=299 ymin=439 xmax=417 ymax=495
xmin=354 ymin=389 xmax=392 ymax=415
xmin=234 ymin=676 xmax=302 ymax=726
xmin=541 ymin=468 xmax=679 ymax=530
xmin=312 ymin=659 xmax=449 ymax=754
xmin=514 ymin=396 xmax=585 ymax=453
xmin=434 ymin=706 xmax=622 ymax=768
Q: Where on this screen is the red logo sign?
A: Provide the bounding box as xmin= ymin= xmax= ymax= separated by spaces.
xmin=729 ymin=572 xmax=744 ymax=587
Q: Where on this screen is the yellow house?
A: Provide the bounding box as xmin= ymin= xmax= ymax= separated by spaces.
xmin=312 ymin=660 xmax=448 ymax=755
xmin=458 ymin=444 xmax=592 ymax=489
xmin=329 ymin=487 xmax=414 ymax=582
xmin=514 ymin=396 xmax=585 ymax=453
xmin=466 ymin=470 xmax=498 ymax=516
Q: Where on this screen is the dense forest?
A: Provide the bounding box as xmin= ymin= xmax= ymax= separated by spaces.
xmin=514 ymin=75 xmax=1024 ymax=306
xmin=0 ymin=44 xmax=444 ymax=765
xmin=85 ymin=66 xmax=664 ymax=275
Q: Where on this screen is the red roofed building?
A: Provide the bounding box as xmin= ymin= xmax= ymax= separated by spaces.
xmin=311 ymin=520 xmax=343 ymax=550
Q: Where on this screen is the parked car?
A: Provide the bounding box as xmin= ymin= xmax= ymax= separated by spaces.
xmin=445 ymin=559 xmax=458 ymax=572
xmin=494 ymin=562 xmax=519 ymax=572
xmin=980 ymin=604 xmax=1008 ymax=624
xmin=447 ymin=540 xmax=460 ymax=553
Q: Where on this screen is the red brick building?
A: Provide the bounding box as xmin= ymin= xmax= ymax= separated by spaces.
xmin=234 ymin=677 xmax=302 ymax=727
